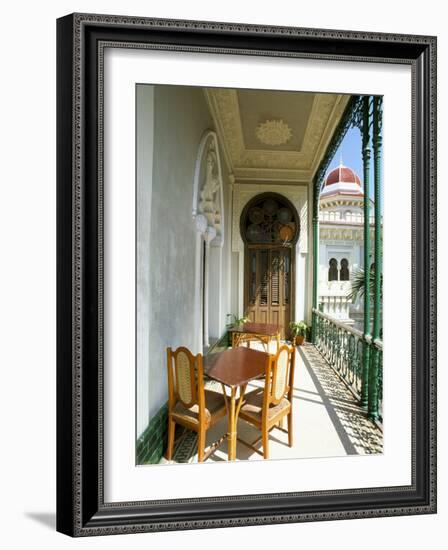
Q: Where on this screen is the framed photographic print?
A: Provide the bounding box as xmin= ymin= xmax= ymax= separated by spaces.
xmin=56 ymin=13 xmax=437 ymax=536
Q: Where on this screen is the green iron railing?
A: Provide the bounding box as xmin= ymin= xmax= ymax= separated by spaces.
xmin=313 ymin=308 xmax=383 ymax=423
xmin=374 ymin=344 xmax=383 ymax=422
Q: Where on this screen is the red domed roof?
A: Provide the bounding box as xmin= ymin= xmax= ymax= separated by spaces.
xmin=325 ymin=164 xmax=361 ymax=187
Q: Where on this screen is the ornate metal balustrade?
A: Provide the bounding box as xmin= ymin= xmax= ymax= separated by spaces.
xmin=313 ymin=308 xmax=383 ymax=424
xmin=374 ymin=344 xmax=383 ymax=422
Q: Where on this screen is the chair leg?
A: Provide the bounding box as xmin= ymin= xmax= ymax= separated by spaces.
xmin=166 ymin=417 xmax=175 ymax=460
xmin=262 ymin=427 xmax=269 ymax=459
xmin=288 ymin=413 xmax=293 ymax=447
xmin=198 ymin=428 xmax=206 ymax=463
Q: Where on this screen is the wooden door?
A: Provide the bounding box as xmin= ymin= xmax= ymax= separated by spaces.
xmin=244 ymin=246 xmax=292 ymax=338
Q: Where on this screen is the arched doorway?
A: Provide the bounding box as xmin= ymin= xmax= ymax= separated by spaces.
xmin=240 ymin=193 xmax=300 ymax=338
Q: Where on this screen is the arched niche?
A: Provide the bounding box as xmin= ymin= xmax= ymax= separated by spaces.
xmin=192 ymin=130 xmax=224 ymax=350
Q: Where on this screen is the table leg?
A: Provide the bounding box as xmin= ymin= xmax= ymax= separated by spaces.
xmin=227 ymin=387 xmax=237 ymax=460
xmin=226 ymin=385 xmax=247 ymax=461
xmin=261 ymin=335 xmax=268 ymax=352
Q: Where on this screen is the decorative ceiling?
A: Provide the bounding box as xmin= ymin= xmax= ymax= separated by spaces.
xmin=204 ymin=88 xmax=350 ymax=184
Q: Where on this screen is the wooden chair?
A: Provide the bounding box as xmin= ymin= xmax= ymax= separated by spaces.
xmin=166 ymin=347 xmax=227 ymax=462
xmin=238 ymin=344 xmax=295 ymax=459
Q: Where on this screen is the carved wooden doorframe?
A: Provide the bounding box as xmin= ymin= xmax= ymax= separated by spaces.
xmin=240 ymin=192 xmax=300 ymax=339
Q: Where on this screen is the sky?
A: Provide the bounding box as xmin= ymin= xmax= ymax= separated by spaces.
xmin=330 ymin=126 xmax=363 ymax=179
xmin=325 ymin=126 xmax=380 ymax=202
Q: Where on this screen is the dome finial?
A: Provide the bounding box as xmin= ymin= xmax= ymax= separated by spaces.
xmin=339 ymin=154 xmax=344 ymax=167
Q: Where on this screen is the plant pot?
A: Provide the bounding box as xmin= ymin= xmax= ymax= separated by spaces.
xmin=295 ymin=335 xmax=305 ymax=346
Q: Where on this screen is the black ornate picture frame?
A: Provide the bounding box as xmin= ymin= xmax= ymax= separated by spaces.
xmin=56 ymin=13 xmax=437 ymax=536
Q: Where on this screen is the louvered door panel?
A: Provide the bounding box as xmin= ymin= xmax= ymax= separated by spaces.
xmin=244 ymin=246 xmax=292 ymax=338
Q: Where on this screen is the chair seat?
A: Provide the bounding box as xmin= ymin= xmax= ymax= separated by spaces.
xmin=171 ymin=389 xmax=226 ymax=426
xmin=240 ymin=388 xmax=290 ymax=425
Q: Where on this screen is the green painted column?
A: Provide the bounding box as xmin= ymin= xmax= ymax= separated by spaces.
xmin=368 ymin=97 xmax=383 ymax=419
xmin=360 ymin=96 xmax=372 ymax=409
xmin=311 ymin=179 xmax=320 ymax=343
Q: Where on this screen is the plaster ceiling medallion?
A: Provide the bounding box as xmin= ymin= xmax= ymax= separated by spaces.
xmin=255 ymin=119 xmax=293 ymax=146
xmin=204 ymin=89 xmax=350 ymax=181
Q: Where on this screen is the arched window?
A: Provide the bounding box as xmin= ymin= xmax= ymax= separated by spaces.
xmin=240 ymin=193 xmax=299 ymax=245
xmin=328 ymin=258 xmax=338 ymax=281
xmin=340 ymin=258 xmax=350 ymax=281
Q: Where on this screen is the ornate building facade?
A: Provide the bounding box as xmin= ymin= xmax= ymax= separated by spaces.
xmin=318 ymin=162 xmax=373 ymax=329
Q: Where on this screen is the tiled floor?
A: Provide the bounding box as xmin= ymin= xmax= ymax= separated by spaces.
xmin=159 ymin=342 xmax=383 ymax=465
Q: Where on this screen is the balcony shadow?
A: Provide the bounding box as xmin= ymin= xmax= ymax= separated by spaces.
xmin=298 ymin=345 xmax=382 ymax=455
xmin=292 ymin=393 xmax=373 ymax=422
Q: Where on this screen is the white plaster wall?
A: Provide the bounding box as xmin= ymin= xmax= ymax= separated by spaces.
xmin=136 ymin=85 xmax=232 ymax=436
xmin=220 ymin=148 xmax=232 ymax=329
xmin=296 ymin=252 xmax=308 ymax=322
xmin=230 ymin=251 xmax=240 ymax=317
xmin=137 ymin=85 xmax=208 ymax=434
xmin=136 ymin=85 xmax=154 ymax=436
xmin=305 ymin=181 xmax=314 ymax=324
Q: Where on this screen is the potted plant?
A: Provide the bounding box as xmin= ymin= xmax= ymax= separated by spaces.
xmin=289 ymin=320 xmax=308 ymax=346
xmin=226 ymin=314 xmax=249 ymax=328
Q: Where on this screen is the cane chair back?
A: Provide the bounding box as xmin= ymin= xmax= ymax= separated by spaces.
xmin=167 ymin=347 xmax=205 ymax=417
xmin=166 ymin=346 xmax=226 ymax=462
xmin=268 ymin=345 xmax=294 ymax=406
xmin=238 ymin=343 xmax=295 ymax=459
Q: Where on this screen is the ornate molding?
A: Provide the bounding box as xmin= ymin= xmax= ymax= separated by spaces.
xmin=195 ymin=214 xmax=208 ymax=235
xmin=320 ymin=227 xmax=375 ymax=242
xmin=230 ymin=168 xmax=311 ymax=183
xmin=206 ymin=89 xmax=349 ymax=180
xmin=192 ymin=130 xmax=224 ymax=247
xmin=256 ymin=119 xmax=292 ymax=146
xmin=204 ymin=225 xmax=217 ymax=244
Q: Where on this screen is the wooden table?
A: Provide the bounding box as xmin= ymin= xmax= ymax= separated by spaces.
xmin=229 ymin=322 xmax=281 ymax=352
xmin=204 ymin=347 xmax=269 ymax=461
